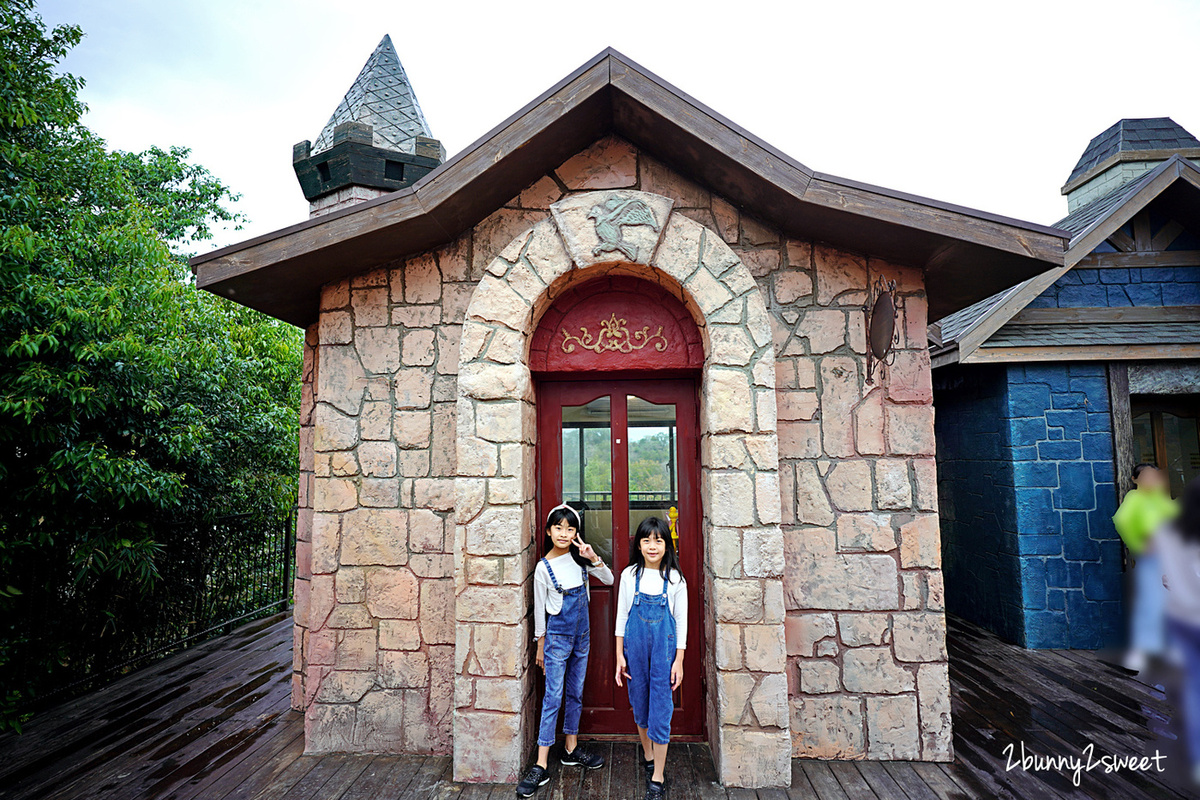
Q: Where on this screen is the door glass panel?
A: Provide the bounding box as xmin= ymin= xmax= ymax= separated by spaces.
xmin=1132 ymin=412 xmax=1156 ymax=467
xmin=562 ymin=396 xmax=613 ymax=565
xmin=627 ymin=395 xmax=679 ymax=555
xmin=1163 ymin=413 xmax=1200 ymax=498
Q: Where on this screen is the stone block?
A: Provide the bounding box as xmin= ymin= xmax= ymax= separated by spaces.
xmin=341 ymin=508 xmax=408 ymax=566
xmin=715 ymin=623 xmax=742 ymax=670
xmin=876 ymin=459 xmax=913 ymax=510
xmin=335 ymin=566 xmax=365 ymax=603
xmin=843 ymin=647 xmax=914 ymax=693
xmin=836 ymin=513 xmax=895 ymax=552
xmin=717 ymin=672 xmax=755 ymax=725
xmin=715 ymin=580 xmax=764 ymax=623
xmin=789 ymin=552 xmax=899 ymax=612
xmin=707 ymin=471 xmax=756 ymax=527
xmin=365 ymin=567 xmax=419 ymax=619
xmin=791 ymin=695 xmax=864 ymax=759
xmin=743 ymin=624 xmax=787 ymax=671
xmin=854 ymin=389 xmax=885 ymax=456
xmin=409 ymin=508 xmax=445 ymax=552
xmin=318 ymin=346 xmax=368 ymax=416
xmin=356 ymin=328 xmax=401 ymax=375
xmin=319 ymin=311 xmax=352 ymax=345
xmin=326 ymin=603 xmax=372 ymax=630
xmin=751 ymin=672 xmax=790 ymax=728
xmin=886 ymin=350 xmax=932 ymax=403
xmin=358 ymin=441 xmax=398 ymax=478
xmin=704 ymin=369 xmax=754 ymax=435
xmin=799 ymin=660 xmax=840 ymax=694
xmin=458 ymin=586 xmax=523 ymax=624
xmin=918 ymin=662 xmax=953 ymax=760
xmin=797 ymin=309 xmax=846 ymax=354
xmin=470 ymin=624 xmax=524 ymax=676
xmin=892 ymin=611 xmax=947 ymax=662
xmin=406 ymin=252 xmax=441 ymax=303
xmin=402 ymin=329 xmax=437 ymax=366
xmin=465 ymin=505 xmax=525 ymax=556
xmin=453 ymin=710 xmax=523 ymax=783
xmin=420 ymin=580 xmax=455 ymax=645
xmin=743 ymin=525 xmax=784 ymax=577
xmin=826 ymin=461 xmax=873 ymax=512
xmin=313 ymin=477 xmax=358 ymax=512
xmin=838 ymin=613 xmax=889 ymax=647
xmin=899 ymin=514 xmax=940 ymax=568
xmin=717 ymin=728 xmax=792 ymax=788
xmin=394 ymin=368 xmax=433 ymax=410
xmin=793 ymin=462 xmax=835 ymax=526
xmin=354 ymin=689 xmax=406 ymax=750
xmin=784 ymin=613 xmax=836 ymax=657
xmin=313 ymin=403 xmax=359 ymax=452
xmin=379 ymin=650 xmax=429 ymax=689
xmin=866 ymin=695 xmax=920 ymax=760
xmin=474 ymin=677 xmax=525 ymax=713
xmin=554 ymin=137 xmax=637 ymax=190
xmin=379 ymin=619 xmax=421 ymax=650
xmin=316 ymin=670 xmax=374 ymax=703
xmin=886 ymin=404 xmax=935 ymax=456
xmin=774 ymin=269 xmax=813 ymax=304
xmin=320 ymin=281 xmax=350 ymax=311
xmin=814 ymin=245 xmax=867 ymax=305
xmin=820 ymin=357 xmax=859 ymax=457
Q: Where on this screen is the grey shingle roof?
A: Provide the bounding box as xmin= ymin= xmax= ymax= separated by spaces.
xmin=1066 ymin=118 xmax=1199 ymax=185
xmin=933 ymin=282 xmax=1027 ymax=346
xmin=311 ymin=35 xmax=433 ymax=156
xmin=1052 ymin=166 xmax=1162 ymax=238
xmin=983 ymin=322 xmax=1200 ymax=349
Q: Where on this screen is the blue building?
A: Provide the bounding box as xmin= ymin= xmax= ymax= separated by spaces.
xmin=930 ymin=119 xmax=1200 ymax=648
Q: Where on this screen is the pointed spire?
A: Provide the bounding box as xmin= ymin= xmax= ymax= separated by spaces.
xmin=311 ymin=35 xmax=433 ymax=156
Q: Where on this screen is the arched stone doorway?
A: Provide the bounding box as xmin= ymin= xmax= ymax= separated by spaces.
xmin=452 ymin=191 xmax=790 ymax=787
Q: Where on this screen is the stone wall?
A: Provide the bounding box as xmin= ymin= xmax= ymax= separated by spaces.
xmin=767 ymin=241 xmax=950 ymax=762
xmin=933 ymin=363 xmax=1122 ymax=649
xmin=298 ymin=135 xmax=950 ymax=779
xmin=1027 ymin=263 xmax=1200 ymax=307
xmin=932 ymin=364 xmax=1023 ymax=645
xmin=292 ymin=325 xmax=319 ymax=710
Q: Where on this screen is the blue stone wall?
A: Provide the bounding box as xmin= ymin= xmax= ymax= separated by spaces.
xmin=934 ymin=363 xmax=1123 ymax=649
xmin=1005 ymin=363 xmax=1122 ymax=649
xmin=1026 ymin=264 xmax=1200 ymax=308
xmin=933 ymin=364 xmax=1024 ymax=645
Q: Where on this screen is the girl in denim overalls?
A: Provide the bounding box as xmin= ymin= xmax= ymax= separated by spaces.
xmin=616 ymin=516 xmax=688 ymax=800
xmin=517 ymin=504 xmax=614 ymax=798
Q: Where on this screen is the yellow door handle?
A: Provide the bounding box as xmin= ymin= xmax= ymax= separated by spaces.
xmin=668 ymin=506 xmax=679 ymax=552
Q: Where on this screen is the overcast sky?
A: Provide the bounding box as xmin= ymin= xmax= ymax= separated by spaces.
xmin=38 ymin=0 xmax=1200 ymax=252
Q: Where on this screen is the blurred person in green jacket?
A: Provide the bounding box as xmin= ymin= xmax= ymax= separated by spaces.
xmin=1113 ymin=463 xmax=1178 ymax=672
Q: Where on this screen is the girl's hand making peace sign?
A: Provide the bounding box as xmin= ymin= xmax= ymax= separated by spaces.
xmin=574 ymin=534 xmax=601 ymax=565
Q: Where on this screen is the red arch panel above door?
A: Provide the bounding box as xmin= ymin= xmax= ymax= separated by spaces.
xmin=530 ymin=276 xmax=703 ymax=372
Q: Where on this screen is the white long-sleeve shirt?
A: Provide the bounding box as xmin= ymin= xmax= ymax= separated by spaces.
xmin=614 ymin=565 xmax=688 ymax=650
xmin=1157 ymin=524 xmax=1200 ymax=624
xmin=533 ymin=553 xmax=615 ymax=638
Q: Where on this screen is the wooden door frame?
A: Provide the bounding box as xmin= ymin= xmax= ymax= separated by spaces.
xmin=534 ymin=372 xmax=707 ymax=741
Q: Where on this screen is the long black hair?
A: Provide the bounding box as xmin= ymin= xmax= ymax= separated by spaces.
xmin=543 ymin=505 xmax=593 ymax=569
xmin=628 ymin=516 xmax=682 ymax=583
xmin=1179 ymin=477 xmax=1200 ymax=545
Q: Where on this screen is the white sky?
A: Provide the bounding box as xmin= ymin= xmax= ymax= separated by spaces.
xmin=39 ymin=0 xmax=1200 ymax=252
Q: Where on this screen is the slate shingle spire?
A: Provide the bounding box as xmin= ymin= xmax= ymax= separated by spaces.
xmin=311 ymin=35 xmax=435 ymax=156
xmin=293 ymin=35 xmax=445 ymax=217
xmin=1062 ymin=117 xmax=1200 ymax=212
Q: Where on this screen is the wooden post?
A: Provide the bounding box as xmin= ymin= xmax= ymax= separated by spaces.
xmin=1108 ymin=362 xmax=1135 ymax=496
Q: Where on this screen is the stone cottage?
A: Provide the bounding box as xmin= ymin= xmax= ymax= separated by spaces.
xmin=191 ymin=39 xmax=1067 ymax=787
xmin=931 ymin=118 xmax=1200 ymax=649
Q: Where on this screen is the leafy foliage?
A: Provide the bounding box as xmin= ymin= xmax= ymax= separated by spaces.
xmin=0 ymin=0 xmax=301 ymax=730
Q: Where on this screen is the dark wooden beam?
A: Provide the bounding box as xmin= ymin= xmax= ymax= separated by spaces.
xmin=1133 ymin=210 xmax=1153 ymax=251
xmin=1108 ymin=362 xmax=1135 ymax=497
xmin=1151 ymin=218 xmax=1185 ymax=251
xmin=1076 ymin=250 xmax=1200 ymax=268
xmin=1107 ymin=229 xmax=1136 ymax=252
xmin=964 ymin=343 xmax=1200 ymax=363
xmin=1008 ymin=306 xmax=1200 ymax=325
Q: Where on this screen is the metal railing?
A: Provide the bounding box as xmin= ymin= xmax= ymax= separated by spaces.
xmin=13 ymin=509 xmax=295 ymax=714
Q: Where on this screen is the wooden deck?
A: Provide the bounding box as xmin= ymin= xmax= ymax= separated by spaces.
xmin=1 ymin=611 xmax=1196 ymax=799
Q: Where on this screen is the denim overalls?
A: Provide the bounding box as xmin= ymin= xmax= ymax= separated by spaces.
xmin=536 ymin=557 xmax=590 ymax=747
xmin=624 ymin=568 xmax=676 ymax=745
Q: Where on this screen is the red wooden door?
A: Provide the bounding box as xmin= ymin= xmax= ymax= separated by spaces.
xmin=537 ymin=378 xmax=704 ymax=738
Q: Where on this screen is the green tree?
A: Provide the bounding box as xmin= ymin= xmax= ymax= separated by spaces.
xmin=0 ymin=0 xmax=301 ymax=730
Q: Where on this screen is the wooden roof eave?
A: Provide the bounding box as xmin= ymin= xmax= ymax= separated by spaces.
xmin=192 ymin=48 xmax=1068 ymax=328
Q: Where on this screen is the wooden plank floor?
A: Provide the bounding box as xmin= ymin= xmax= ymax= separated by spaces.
xmin=1 ymin=611 xmax=1197 ymax=799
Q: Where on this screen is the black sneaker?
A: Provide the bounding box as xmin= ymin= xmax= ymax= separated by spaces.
xmin=641 ymin=753 xmax=654 ymax=778
xmin=516 ymin=764 xmax=550 ymax=797
xmin=645 ymin=778 xmax=668 ymax=799
xmin=561 ymin=746 xmax=605 ymax=770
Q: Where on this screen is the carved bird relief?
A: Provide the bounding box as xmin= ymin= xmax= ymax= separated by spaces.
xmin=586 ymin=196 xmax=660 ymax=262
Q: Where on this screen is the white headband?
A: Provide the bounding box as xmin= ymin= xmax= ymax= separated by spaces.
xmin=546 ymin=502 xmax=581 ymax=526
